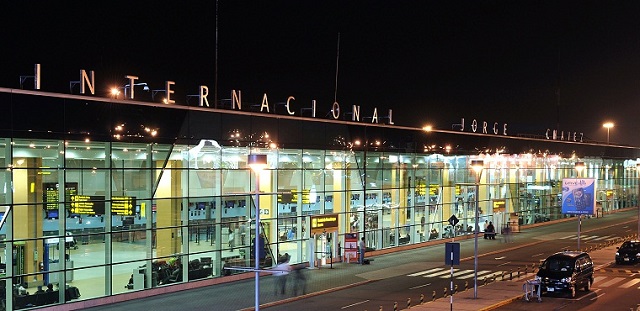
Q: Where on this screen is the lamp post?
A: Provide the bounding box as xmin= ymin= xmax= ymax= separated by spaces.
xmin=575 ymin=161 xmax=585 ymax=251
xmin=248 ymin=154 xmax=267 ymax=311
xmin=470 ymin=159 xmax=484 ymax=299
xmin=637 ymin=163 xmax=640 ymax=239
xmin=603 ymin=122 xmax=614 ymax=144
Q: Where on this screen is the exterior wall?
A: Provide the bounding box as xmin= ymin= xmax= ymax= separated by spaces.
xmin=0 ymin=89 xmax=638 ymax=309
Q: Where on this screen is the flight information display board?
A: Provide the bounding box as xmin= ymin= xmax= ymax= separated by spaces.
xmin=70 ymin=195 xmax=136 ymax=215
xmin=43 ymin=182 xmax=78 ymax=210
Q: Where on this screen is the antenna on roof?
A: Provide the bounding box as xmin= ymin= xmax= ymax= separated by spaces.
xmin=334 ymin=32 xmax=340 ymax=103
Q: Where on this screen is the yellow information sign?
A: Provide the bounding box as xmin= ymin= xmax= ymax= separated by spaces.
xmin=310 ymin=213 xmax=339 ymax=234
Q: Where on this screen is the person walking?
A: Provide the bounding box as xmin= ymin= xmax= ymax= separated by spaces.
xmin=483 ymin=220 xmax=489 ymax=239
xmin=273 ymin=253 xmax=291 ymax=295
xmin=292 ymin=266 xmax=308 ymax=295
xmin=358 ymin=237 xmax=366 ymax=264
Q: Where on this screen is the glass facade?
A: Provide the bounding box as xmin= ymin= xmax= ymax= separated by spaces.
xmin=0 ymin=89 xmax=638 ymax=309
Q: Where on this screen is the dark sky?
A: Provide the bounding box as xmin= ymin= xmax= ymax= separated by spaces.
xmin=4 ymin=1 xmax=640 ymax=146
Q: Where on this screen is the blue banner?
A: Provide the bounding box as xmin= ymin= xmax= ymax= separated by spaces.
xmin=561 ymin=178 xmax=596 ymax=215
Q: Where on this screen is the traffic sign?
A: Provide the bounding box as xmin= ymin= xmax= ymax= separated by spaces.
xmin=445 ymin=242 xmax=460 ymax=265
xmin=448 ymin=215 xmax=459 ymax=227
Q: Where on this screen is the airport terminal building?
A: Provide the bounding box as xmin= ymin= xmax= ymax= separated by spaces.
xmin=0 ymin=69 xmax=639 ymax=309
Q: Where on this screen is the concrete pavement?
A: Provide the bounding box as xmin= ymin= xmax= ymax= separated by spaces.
xmin=407 ymin=243 xmax=620 ymax=311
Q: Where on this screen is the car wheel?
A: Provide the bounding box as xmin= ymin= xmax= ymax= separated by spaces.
xmin=584 ymin=280 xmax=591 ymax=291
xmin=570 ymin=286 xmax=576 ymax=298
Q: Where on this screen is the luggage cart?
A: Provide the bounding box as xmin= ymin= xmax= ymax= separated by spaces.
xmin=523 ymin=279 xmax=542 ymax=302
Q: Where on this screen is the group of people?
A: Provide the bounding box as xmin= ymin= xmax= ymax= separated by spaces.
xmin=272 ymin=253 xmax=307 ymax=296
xmin=483 ymin=220 xmax=514 ymax=242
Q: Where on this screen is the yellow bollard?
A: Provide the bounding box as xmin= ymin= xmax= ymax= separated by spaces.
xmin=420 ymin=293 xmax=424 ymax=304
xmin=465 ymin=280 xmax=469 ymax=290
xmin=454 ymin=284 xmax=458 ymax=294
xmin=407 ymin=298 xmax=411 ymax=308
xmin=432 ymin=290 xmax=436 ymax=301
xmin=393 ymin=302 xmax=398 ymax=311
xmin=443 ymin=287 xmax=447 ymax=298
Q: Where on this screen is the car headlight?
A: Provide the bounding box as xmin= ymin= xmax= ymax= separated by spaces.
xmin=561 ymin=277 xmax=572 ymax=283
xmin=615 ymin=252 xmax=620 ymax=256
xmin=535 ymin=275 xmax=541 ymax=281
xmin=636 ymin=253 xmax=640 ymax=258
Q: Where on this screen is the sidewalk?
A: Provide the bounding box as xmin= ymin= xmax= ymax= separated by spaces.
xmin=406 ymin=243 xmax=619 ymax=311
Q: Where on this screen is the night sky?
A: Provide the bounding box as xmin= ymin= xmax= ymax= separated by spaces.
xmin=3 ymin=1 xmax=640 ymax=146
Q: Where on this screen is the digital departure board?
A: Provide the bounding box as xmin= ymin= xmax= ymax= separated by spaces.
xmin=43 ymin=182 xmax=78 ymax=210
xmin=70 ymin=195 xmax=136 ymax=216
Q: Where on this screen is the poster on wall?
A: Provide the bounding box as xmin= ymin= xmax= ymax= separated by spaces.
xmin=561 ymin=178 xmax=596 ymax=215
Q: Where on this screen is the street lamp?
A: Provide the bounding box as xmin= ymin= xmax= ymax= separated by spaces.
xmin=637 ymin=163 xmax=640 ymax=239
xmin=575 ymin=161 xmax=585 ymax=251
xmin=248 ymin=154 xmax=268 ymax=311
xmin=470 ymin=159 xmax=484 ymax=299
xmin=603 ymin=122 xmax=614 ymax=144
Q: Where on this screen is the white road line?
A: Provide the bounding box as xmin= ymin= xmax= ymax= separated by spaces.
xmin=409 ymin=283 xmax=431 ymax=289
xmin=458 ymin=270 xmax=495 ymax=279
xmin=590 ymin=292 xmax=606 ymax=301
xmin=592 ymin=235 xmax=613 ymax=241
xmin=428 ymin=269 xmax=458 ymax=277
xmin=494 ymin=256 xmax=506 ymax=260
xmin=582 ymin=236 xmax=599 ymax=240
xmin=532 ymin=253 xmax=544 ymax=257
xmin=619 ymin=279 xmax=640 ymax=288
xmin=560 ymin=235 xmax=576 ymax=239
xmin=593 ymin=276 xmax=607 ymax=284
xmin=408 ymin=268 xmax=442 ymax=277
xmin=497 ymin=261 xmax=511 ymax=267
xmin=599 ymin=277 xmax=626 ymax=287
xmin=341 ymin=300 xmax=370 ymax=309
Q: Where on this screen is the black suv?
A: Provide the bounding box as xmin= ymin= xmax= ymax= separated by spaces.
xmin=615 ymin=240 xmax=640 ymax=264
xmin=535 ymin=251 xmax=593 ymax=298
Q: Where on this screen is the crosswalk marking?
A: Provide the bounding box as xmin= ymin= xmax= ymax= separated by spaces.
xmin=408 ymin=268 xmax=443 ymax=277
xmin=619 ymin=279 xmax=640 ymax=288
xmin=593 ymin=276 xmax=607 ymax=284
xmin=592 ymin=235 xmax=614 ymax=241
xmin=428 ymin=269 xmax=458 ymax=277
xmin=559 ymin=234 xmax=617 ymax=241
xmin=599 ymin=277 xmax=626 ymax=287
xmin=407 ymin=267 xmax=640 ymax=289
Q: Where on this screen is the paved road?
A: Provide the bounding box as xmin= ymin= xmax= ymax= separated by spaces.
xmin=78 ymin=209 xmax=638 ymax=311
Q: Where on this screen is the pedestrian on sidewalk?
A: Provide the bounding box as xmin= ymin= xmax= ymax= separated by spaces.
xmin=273 ymin=253 xmax=291 ymax=295
xmin=292 ymin=266 xmax=307 ymax=295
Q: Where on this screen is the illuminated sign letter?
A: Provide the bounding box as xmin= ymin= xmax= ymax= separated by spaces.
xmin=285 ymin=96 xmax=295 ymax=115
xmin=493 ymin=122 xmax=499 ymax=135
xmin=35 ymin=64 xmax=41 ymax=90
xmin=503 ymin=123 xmax=508 ymax=135
xmin=471 ymin=119 xmax=478 ymax=132
xmin=125 ymin=75 xmax=139 ymax=99
xmin=371 ymin=107 xmax=379 ymax=123
xmin=165 ymin=81 xmax=175 ymax=104
xmin=387 ymin=109 xmax=394 ymax=125
xmin=331 ymin=102 xmax=340 ymax=119
xmin=482 ymin=121 xmax=488 ymax=134
xmin=199 ymin=85 xmax=209 ymax=107
xmin=352 ymin=105 xmax=360 ymax=121
xmin=80 ymin=69 xmax=95 ymax=95
xmin=232 ymin=90 xmax=241 ymax=110
xmin=460 ymin=118 xmax=465 ymax=131
xmin=311 ymin=100 xmax=317 ymax=117
xmin=260 ymin=93 xmax=270 ymax=112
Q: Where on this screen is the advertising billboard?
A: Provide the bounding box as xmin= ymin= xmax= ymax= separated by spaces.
xmin=561 ymin=178 xmax=596 ymax=215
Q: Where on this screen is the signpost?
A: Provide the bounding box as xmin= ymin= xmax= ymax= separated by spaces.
xmin=445 ymin=242 xmax=460 ymax=311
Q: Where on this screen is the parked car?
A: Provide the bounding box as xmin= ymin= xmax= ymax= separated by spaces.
xmin=535 ymin=251 xmax=593 ymax=298
xmin=615 ymin=240 xmax=640 ymax=264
